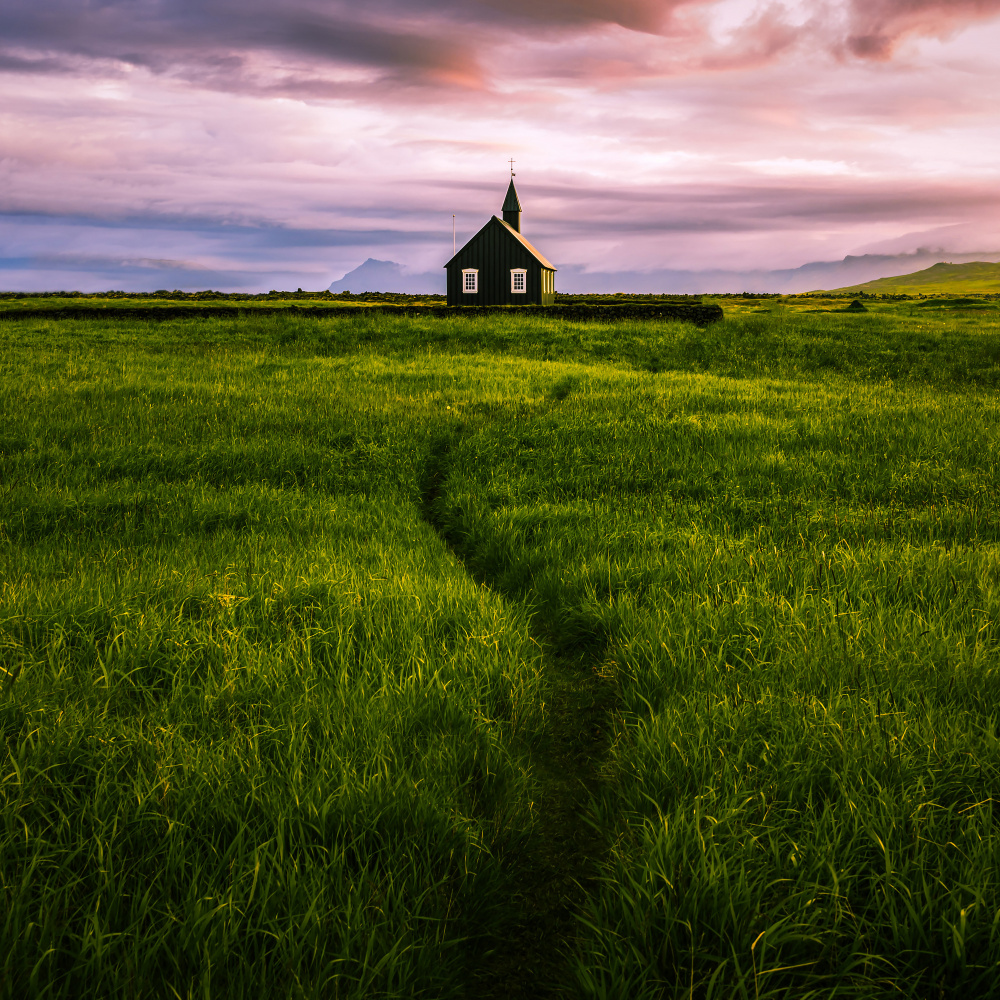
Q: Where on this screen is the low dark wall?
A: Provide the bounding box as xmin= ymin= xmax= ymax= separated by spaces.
xmin=504 ymin=303 xmax=724 ymax=324
xmin=0 ymin=302 xmax=723 ymax=325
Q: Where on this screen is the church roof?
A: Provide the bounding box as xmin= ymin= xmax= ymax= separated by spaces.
xmin=444 ymin=216 xmax=556 ymax=270
xmin=502 ymin=179 xmax=521 ymax=213
xmin=495 ymin=217 xmax=555 ymax=270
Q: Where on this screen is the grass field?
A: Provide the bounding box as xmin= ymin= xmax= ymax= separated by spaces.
xmin=1 ymin=299 xmax=999 ymax=998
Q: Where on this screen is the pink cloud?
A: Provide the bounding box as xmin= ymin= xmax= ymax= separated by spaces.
xmin=3 ymin=0 xmax=1000 ymax=99
xmin=844 ymin=0 xmax=1000 ymax=58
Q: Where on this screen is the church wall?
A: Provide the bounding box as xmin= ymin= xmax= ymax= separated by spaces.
xmin=446 ymin=219 xmax=551 ymax=306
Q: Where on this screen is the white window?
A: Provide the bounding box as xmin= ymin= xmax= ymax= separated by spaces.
xmin=511 ymin=268 xmax=527 ymax=294
xmin=462 ymin=269 xmax=478 ymax=294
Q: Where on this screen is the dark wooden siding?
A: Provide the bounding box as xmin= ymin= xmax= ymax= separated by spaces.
xmin=446 ymin=218 xmax=555 ymax=306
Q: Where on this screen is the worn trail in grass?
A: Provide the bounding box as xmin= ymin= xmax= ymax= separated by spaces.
xmin=421 ymin=432 xmax=614 ymax=999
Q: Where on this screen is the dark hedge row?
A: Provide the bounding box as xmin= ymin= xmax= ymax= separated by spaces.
xmin=0 ymin=301 xmax=723 ymax=325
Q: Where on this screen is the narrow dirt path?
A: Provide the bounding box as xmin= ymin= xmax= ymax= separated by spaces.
xmin=420 ymin=434 xmax=616 ymax=999
xmin=466 ymin=649 xmax=612 ymax=999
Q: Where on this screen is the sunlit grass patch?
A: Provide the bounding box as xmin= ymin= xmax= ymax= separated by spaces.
xmin=0 ymin=331 xmax=549 ymax=997
xmin=1 ymin=491 xmax=544 ymax=997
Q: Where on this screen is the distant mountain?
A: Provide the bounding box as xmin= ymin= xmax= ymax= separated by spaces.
xmin=556 ymin=251 xmax=1000 ymax=294
xmin=328 ymin=250 xmax=1000 ymax=296
xmin=329 ymin=258 xmax=445 ymax=294
xmin=826 ymin=261 xmax=1000 ymax=295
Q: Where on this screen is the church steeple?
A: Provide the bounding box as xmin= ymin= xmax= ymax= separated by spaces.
xmin=502 ymin=178 xmax=521 ymax=232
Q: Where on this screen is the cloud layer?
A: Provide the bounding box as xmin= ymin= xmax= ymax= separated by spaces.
xmin=3 ymin=0 xmax=1000 ymax=290
xmin=843 ymin=0 xmax=1000 ymax=57
xmin=6 ymin=0 xmax=1000 ymax=91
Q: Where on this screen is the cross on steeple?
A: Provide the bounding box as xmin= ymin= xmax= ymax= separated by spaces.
xmin=508 ymin=158 xmax=516 ymax=177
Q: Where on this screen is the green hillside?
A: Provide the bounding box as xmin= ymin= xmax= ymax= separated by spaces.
xmin=825 ymin=259 xmax=1000 ymax=294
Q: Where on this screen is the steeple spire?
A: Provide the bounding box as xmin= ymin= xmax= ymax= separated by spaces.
xmin=502 ymin=177 xmax=522 ymax=232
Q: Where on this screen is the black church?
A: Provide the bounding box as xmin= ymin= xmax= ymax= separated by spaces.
xmin=444 ymin=177 xmax=556 ymax=306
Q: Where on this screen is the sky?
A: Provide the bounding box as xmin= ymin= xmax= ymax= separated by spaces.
xmin=3 ymin=0 xmax=1000 ymax=292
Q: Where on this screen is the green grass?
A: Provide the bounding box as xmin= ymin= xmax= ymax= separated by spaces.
xmin=0 ymin=332 xmax=545 ymax=998
xmin=429 ymin=369 xmax=1000 ymax=996
xmin=1 ymin=304 xmax=999 ymax=997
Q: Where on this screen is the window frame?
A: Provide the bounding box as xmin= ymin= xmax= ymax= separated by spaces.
xmin=510 ymin=268 xmax=527 ymax=294
xmin=462 ymin=268 xmax=478 ymax=294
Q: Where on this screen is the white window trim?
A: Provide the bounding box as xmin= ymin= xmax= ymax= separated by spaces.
xmin=511 ymin=268 xmax=527 ymax=294
xmin=462 ymin=268 xmax=478 ymax=294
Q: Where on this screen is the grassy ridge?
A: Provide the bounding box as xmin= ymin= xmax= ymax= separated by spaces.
xmin=825 ymin=260 xmax=1000 ymax=295
xmin=1 ymin=304 xmax=999 ymax=997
